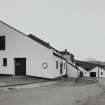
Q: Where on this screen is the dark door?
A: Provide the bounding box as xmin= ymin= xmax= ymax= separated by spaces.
xmin=60 ymin=62 xmax=63 ymax=75
xmin=14 ymin=58 xmax=26 ymax=76
xmin=90 ymin=72 xmax=96 ymax=77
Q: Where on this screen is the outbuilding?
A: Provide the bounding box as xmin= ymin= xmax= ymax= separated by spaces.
xmin=89 ymin=66 xmax=105 ymax=78
xmin=78 ymin=66 xmax=89 ymax=77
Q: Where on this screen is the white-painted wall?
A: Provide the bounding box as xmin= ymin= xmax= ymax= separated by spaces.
xmin=78 ymin=67 xmax=89 ymax=77
xmin=67 ymin=63 xmax=80 ymax=78
xmin=89 ymin=67 xmax=105 ymax=78
xmin=52 ymin=55 xmax=66 ymax=78
xmin=98 ymin=68 xmax=105 ymax=78
xmin=0 ymin=21 xmax=64 ymax=79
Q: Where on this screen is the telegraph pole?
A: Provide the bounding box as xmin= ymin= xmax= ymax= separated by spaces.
xmin=98 ymin=63 xmax=99 ymax=78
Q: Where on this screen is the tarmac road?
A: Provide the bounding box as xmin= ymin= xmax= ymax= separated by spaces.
xmin=0 ymin=79 xmax=104 ymax=105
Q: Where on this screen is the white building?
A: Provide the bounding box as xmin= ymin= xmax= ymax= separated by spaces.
xmin=61 ymin=50 xmax=80 ymax=78
xmin=78 ymin=67 xmax=89 ymax=77
xmin=89 ymin=66 xmax=105 ymax=78
xmin=67 ymin=62 xmax=80 ymax=78
xmin=0 ymin=21 xmax=67 ymax=79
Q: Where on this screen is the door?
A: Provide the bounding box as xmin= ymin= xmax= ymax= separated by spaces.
xmin=90 ymin=72 xmax=96 ymax=77
xmin=14 ymin=58 xmax=26 ymax=76
xmin=60 ymin=62 xmax=63 ymax=75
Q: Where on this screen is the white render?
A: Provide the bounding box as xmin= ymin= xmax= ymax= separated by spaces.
xmin=78 ymin=67 xmax=89 ymax=77
xmin=89 ymin=67 xmax=105 ymax=78
xmin=67 ymin=63 xmax=80 ymax=78
xmin=0 ymin=21 xmax=66 ymax=79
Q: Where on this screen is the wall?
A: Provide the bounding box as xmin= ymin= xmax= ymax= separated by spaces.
xmin=0 ymin=21 xmax=54 ymax=78
xmin=98 ymin=68 xmax=105 ymax=78
xmin=52 ymin=55 xmax=67 ymax=78
xmin=78 ymin=67 xmax=89 ymax=77
xmin=89 ymin=67 xmax=105 ymax=78
xmin=67 ymin=63 xmax=80 ymax=78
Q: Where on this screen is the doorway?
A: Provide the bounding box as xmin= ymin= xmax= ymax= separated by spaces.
xmin=90 ymin=72 xmax=96 ymax=77
xmin=60 ymin=62 xmax=63 ymax=75
xmin=14 ymin=58 xmax=26 ymax=76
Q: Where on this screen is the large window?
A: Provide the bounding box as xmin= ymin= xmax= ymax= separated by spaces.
xmin=3 ymin=58 xmax=7 ymax=66
xmin=0 ymin=36 xmax=5 ymax=50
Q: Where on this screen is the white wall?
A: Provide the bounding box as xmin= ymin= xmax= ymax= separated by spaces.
xmin=52 ymin=55 xmax=67 ymax=78
xmin=98 ymin=68 xmax=105 ymax=78
xmin=89 ymin=67 xmax=105 ymax=78
xmin=0 ymin=22 xmax=54 ymax=78
xmin=67 ymin=63 xmax=80 ymax=78
xmin=78 ymin=67 xmax=89 ymax=77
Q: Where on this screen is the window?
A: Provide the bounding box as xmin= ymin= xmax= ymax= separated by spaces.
xmin=60 ymin=62 xmax=63 ymax=74
xmin=0 ymin=36 xmax=5 ymax=50
xmin=56 ymin=61 xmax=58 ymax=69
xmin=64 ymin=63 xmax=65 ymax=69
xmin=101 ymin=72 xmax=103 ymax=75
xmin=3 ymin=58 xmax=7 ymax=66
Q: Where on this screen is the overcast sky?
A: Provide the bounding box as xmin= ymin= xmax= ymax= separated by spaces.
xmin=0 ymin=0 xmax=105 ymax=61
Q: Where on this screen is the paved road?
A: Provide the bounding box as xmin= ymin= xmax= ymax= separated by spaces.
xmin=76 ymin=79 xmax=105 ymax=105
xmin=0 ymin=80 xmax=104 ymax=105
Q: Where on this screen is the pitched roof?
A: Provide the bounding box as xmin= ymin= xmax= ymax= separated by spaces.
xmin=75 ymin=60 xmax=105 ymax=71
xmin=28 ymin=34 xmax=52 ymax=49
xmin=67 ymin=61 xmax=79 ymax=70
xmin=0 ymin=20 xmax=68 ymax=60
xmin=75 ymin=60 xmax=97 ymax=71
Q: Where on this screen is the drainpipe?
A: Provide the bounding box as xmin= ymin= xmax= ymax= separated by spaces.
xmin=66 ymin=60 xmax=67 ymax=78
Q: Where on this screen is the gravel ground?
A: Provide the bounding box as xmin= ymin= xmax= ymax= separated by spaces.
xmin=0 ymin=76 xmax=46 ymax=86
xmin=74 ymin=79 xmax=105 ymax=105
xmin=0 ymin=78 xmax=103 ymax=105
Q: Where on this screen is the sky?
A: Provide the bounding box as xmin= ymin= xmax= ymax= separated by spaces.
xmin=0 ymin=0 xmax=105 ymax=61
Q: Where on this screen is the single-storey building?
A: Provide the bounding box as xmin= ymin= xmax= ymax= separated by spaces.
xmin=89 ymin=66 xmax=105 ymax=78
xmin=75 ymin=60 xmax=105 ymax=78
xmin=78 ymin=67 xmax=89 ymax=77
xmin=0 ymin=20 xmax=67 ymax=79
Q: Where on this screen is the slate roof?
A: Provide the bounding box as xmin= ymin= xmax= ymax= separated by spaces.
xmin=28 ymin=34 xmax=52 ymax=49
xmin=28 ymin=34 xmax=67 ymax=60
xmin=75 ymin=60 xmax=105 ymax=71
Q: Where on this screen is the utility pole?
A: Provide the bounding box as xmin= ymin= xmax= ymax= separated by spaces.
xmin=98 ymin=63 xmax=99 ymax=78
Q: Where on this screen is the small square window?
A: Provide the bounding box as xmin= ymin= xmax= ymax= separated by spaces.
xmin=3 ymin=58 xmax=7 ymax=66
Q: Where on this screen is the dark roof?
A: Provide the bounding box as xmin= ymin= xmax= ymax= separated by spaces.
xmin=53 ymin=52 xmax=67 ymax=61
xmin=75 ymin=60 xmax=105 ymax=71
xmin=28 ymin=34 xmax=52 ymax=49
xmin=67 ymin=62 xmax=79 ymax=70
xmin=28 ymin=34 xmax=64 ymax=54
